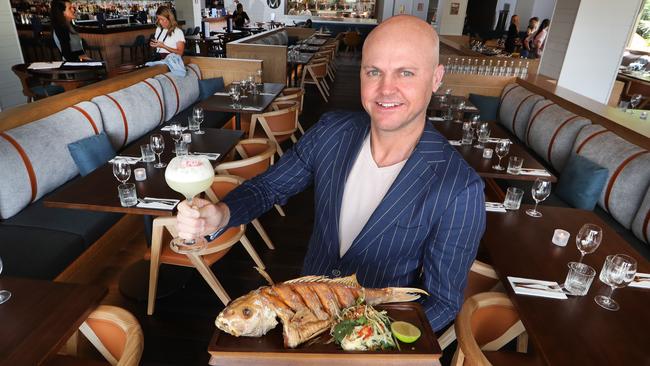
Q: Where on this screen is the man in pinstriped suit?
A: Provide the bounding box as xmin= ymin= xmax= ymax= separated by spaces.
xmin=177 ymin=15 xmax=486 ymax=332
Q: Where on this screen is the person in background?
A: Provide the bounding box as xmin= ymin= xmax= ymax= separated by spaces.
xmin=50 ymin=0 xmax=90 ymax=61
xmin=528 ymin=17 xmax=539 ymax=33
xmin=149 ymin=6 xmax=185 ymax=59
xmin=532 ymin=18 xmax=550 ymax=58
xmin=175 ymin=15 xmax=485 ymax=333
xmin=299 ymin=4 xmax=312 ymax=16
xmin=233 ymin=3 xmax=250 ymax=28
xmin=504 ymin=14 xmax=520 ymax=53
xmin=520 ymin=24 xmax=535 ymax=58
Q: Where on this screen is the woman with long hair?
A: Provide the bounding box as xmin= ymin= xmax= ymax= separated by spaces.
xmin=149 ymin=6 xmax=185 ymax=59
xmin=50 ymin=0 xmax=89 ymax=61
xmin=532 ymin=18 xmax=550 ymax=58
xmin=504 ymin=14 xmax=520 ymax=53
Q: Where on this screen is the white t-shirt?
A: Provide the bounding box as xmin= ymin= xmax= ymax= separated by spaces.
xmin=154 ymin=27 xmax=185 ymax=54
xmin=338 ymin=135 xmax=407 ymax=257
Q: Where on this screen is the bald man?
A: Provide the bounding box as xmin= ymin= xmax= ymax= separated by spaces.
xmin=177 ymin=15 xmax=485 ymax=331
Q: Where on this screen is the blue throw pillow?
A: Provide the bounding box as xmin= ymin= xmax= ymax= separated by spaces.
xmin=67 ymin=132 xmax=116 ymax=176
xmin=468 ymin=93 xmax=500 ymax=121
xmin=198 ymin=77 xmax=225 ymax=101
xmin=555 ymin=154 xmax=609 ymax=210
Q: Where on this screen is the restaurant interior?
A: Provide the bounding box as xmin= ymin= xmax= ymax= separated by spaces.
xmin=0 ymin=0 xmax=649 ymax=365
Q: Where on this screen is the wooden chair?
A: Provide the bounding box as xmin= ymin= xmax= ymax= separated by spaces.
xmin=343 ymin=31 xmax=361 ymax=55
xmin=46 ymin=305 xmax=144 ymax=366
xmin=301 ymin=62 xmax=330 ymax=103
xmin=272 ymin=88 xmax=306 ymax=134
xmin=249 ymin=103 xmax=299 ymax=156
xmin=147 ymin=175 xmax=265 ymax=314
xmin=216 ymin=138 xmax=285 ymax=237
xmin=452 ymin=292 xmax=541 ymax=366
xmin=312 ymin=51 xmax=336 ymax=83
xmin=120 ymin=35 xmax=146 ymax=64
xmin=438 ymin=260 xmax=502 ymax=350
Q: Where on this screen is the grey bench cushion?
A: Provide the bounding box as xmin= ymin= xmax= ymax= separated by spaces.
xmin=0 ymin=101 xmax=104 ymax=219
xmin=526 ymin=100 xmax=591 ymax=173
xmin=573 ymin=124 xmax=650 ymax=229
xmin=632 ymin=187 xmax=650 ymax=244
xmin=154 ymin=64 xmax=201 ymax=122
xmin=498 ymin=83 xmax=544 ymax=141
xmin=92 ymin=78 xmax=165 ymax=150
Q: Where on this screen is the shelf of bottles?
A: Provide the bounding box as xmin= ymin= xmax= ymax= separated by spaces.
xmin=286 ymin=0 xmax=375 ymax=19
xmin=443 ymin=57 xmax=531 ymax=79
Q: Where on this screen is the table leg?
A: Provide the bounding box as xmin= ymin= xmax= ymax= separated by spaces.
xmin=235 ymin=112 xmax=242 ymax=130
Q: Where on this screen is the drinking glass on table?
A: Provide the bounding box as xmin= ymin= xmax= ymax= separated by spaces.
xmin=470 ymin=114 xmax=481 ymax=131
xmin=595 ymin=254 xmax=637 ymax=311
xmin=576 ymin=223 xmax=603 ymax=262
xmin=112 ymin=158 xmax=131 ymax=185
xmin=453 ymin=100 xmax=466 ymax=123
xmin=0 ymin=257 xmax=12 ymax=304
xmin=492 ymin=140 xmax=510 ymax=170
xmin=169 ymin=122 xmax=182 ymax=143
xmin=630 ymin=94 xmax=642 ymax=113
xmin=165 ymin=155 xmax=215 ymax=253
xmin=192 ymin=106 xmax=205 ymax=135
xmin=150 ymin=133 xmax=166 ymax=168
xmin=525 ymin=178 xmax=551 ymax=218
xmin=475 ymin=124 xmax=490 ymax=149
xmin=247 ymin=74 xmax=256 ymax=94
xmin=229 ymin=84 xmax=241 ymax=109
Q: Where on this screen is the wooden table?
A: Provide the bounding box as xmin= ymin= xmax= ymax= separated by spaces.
xmin=0 ymin=277 xmax=106 ymax=366
xmin=28 ymin=62 xmax=106 ymax=91
xmin=287 ymin=52 xmax=313 ymax=87
xmin=427 ymin=95 xmax=478 ymax=116
xmin=432 ymin=120 xmax=557 ymax=182
xmin=198 ymin=82 xmax=285 ymax=130
xmin=307 ymin=38 xmax=328 ymax=46
xmin=483 ymin=205 xmax=650 ymax=366
xmin=296 ymin=45 xmax=321 ymax=53
xmin=44 ymin=128 xmax=243 ymax=216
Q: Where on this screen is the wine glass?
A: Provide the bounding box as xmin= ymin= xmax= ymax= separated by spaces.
xmin=470 ymin=114 xmax=481 ymax=131
xmin=165 ymin=155 xmax=215 ymax=253
xmin=475 ymin=123 xmax=490 ymax=149
xmin=525 ymin=178 xmax=551 ymax=218
xmin=169 ymin=122 xmax=182 ymax=143
xmin=150 ymin=133 xmax=166 ymax=168
xmin=247 ymin=74 xmax=256 ymax=94
xmin=576 ymin=223 xmax=603 ymax=262
xmin=112 ymin=159 xmax=131 ymax=184
xmin=595 ymin=254 xmax=637 ymax=311
xmin=492 ymin=140 xmax=510 ymax=170
xmin=0 ymin=257 xmax=12 ymax=304
xmin=629 ymin=94 xmax=642 ymax=114
xmin=256 ymin=68 xmax=263 ymax=84
xmin=229 ymin=84 xmax=241 ymax=109
xmin=192 ymin=106 xmax=205 ymax=135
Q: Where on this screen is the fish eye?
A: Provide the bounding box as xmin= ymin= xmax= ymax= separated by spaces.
xmin=242 ymin=307 xmax=252 ymax=317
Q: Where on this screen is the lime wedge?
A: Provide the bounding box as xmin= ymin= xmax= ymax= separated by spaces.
xmin=391 ymin=321 xmax=421 ymax=343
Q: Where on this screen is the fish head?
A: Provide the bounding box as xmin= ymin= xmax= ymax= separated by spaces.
xmin=215 ymin=291 xmax=278 ymax=337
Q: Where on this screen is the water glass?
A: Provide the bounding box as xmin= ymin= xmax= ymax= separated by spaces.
xmin=140 ymin=144 xmax=156 ymax=162
xmin=618 ymin=100 xmax=630 ymax=113
xmin=175 ymin=141 xmax=189 ymax=156
xmin=476 ymin=126 xmax=490 ymax=149
xmin=461 ymin=122 xmax=473 ymax=145
xmin=503 ymin=187 xmax=524 ymax=210
xmin=507 ymin=156 xmax=524 ymax=175
xmin=118 ymin=183 xmax=137 ymax=207
xmin=564 ymin=262 xmax=596 ymax=296
xmin=188 ymin=116 xmax=199 ymax=132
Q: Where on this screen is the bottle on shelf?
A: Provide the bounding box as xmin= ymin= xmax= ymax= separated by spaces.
xmin=521 ymin=61 xmax=530 ymax=78
xmin=514 ymin=61 xmax=522 ymax=78
xmin=493 ymin=60 xmax=501 ymax=76
xmin=506 ymin=61 xmax=513 ymax=76
xmin=459 ymin=58 xmax=466 ymax=74
xmin=478 ymin=59 xmax=486 ymax=75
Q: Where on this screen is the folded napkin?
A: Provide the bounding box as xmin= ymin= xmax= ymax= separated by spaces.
xmin=519 ymin=168 xmax=552 ymax=177
xmin=448 ymin=140 xmax=461 ymax=146
xmin=241 ymin=106 xmax=260 ymax=111
xmin=135 ymin=197 xmax=180 ymax=210
xmin=485 ymin=202 xmax=507 ymax=213
xmin=428 ymin=116 xmax=445 ymax=122
xmin=191 ymin=152 xmax=221 ymax=160
xmin=213 ymin=92 xmax=230 ymax=96
xmin=629 ymin=273 xmax=650 ymax=289
xmin=508 ymin=276 xmax=568 ymax=299
xmin=486 ymin=137 xmax=512 ymax=144
xmin=465 ymin=106 xmax=478 ymax=111
xmin=108 ymin=156 xmax=141 ymax=164
xmin=161 ymin=125 xmax=188 ymax=132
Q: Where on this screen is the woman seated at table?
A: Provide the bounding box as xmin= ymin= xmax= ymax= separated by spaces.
xmin=50 ymin=0 xmax=90 ymax=61
xmin=504 ymin=14 xmax=520 ymax=53
xmin=233 ymin=3 xmax=250 ymax=28
xmin=149 ymin=6 xmax=185 ymax=60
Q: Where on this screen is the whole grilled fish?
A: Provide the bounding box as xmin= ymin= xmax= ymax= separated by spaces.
xmin=215 ymin=274 xmax=427 ymax=348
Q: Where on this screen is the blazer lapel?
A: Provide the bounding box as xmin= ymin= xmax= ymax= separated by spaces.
xmin=341 ymin=125 xmax=447 ymax=262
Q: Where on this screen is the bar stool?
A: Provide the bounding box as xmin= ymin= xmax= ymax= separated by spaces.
xmin=82 ymin=39 xmax=104 ymax=61
xmin=120 ymin=35 xmax=146 ymax=64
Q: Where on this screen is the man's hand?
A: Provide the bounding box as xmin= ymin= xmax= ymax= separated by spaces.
xmin=176 ymin=198 xmax=230 ymax=240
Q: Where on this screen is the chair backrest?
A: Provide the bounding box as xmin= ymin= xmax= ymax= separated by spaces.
xmin=273 ymin=89 xmax=304 ymax=113
xmin=134 ymin=35 xmax=146 ymax=46
xmin=454 ymin=292 xmax=525 ymax=366
xmin=306 ymin=62 xmax=328 ymax=78
xmin=193 ymin=26 xmax=201 ymax=35
xmin=250 ymin=103 xmax=299 ymax=139
xmin=11 ymin=64 xmax=35 ymax=99
xmin=204 ymin=174 xmax=246 ymax=202
xmin=343 ymin=31 xmax=361 ymax=46
xmin=215 ymin=138 xmax=277 ymax=180
xmin=463 ymin=260 xmax=500 ymax=299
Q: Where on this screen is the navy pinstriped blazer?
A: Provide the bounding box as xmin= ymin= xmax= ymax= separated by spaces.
xmin=222 ymin=111 xmax=486 ymax=331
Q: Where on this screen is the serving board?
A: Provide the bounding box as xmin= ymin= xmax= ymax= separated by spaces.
xmin=207 ymin=302 xmax=442 ymax=366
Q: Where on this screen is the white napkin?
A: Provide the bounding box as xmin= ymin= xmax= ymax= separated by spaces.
xmin=28 ymin=61 xmax=63 ymax=70
xmin=629 ymin=273 xmax=650 ymax=289
xmin=508 ymin=276 xmax=568 ymax=299
xmin=448 ymin=140 xmax=461 ymax=146
xmin=135 ymin=197 xmax=180 ymax=210
xmin=428 ymin=116 xmax=445 ymax=122
xmin=108 ymin=156 xmax=141 ymax=164
xmin=161 ymin=125 xmax=188 ymax=132
xmin=465 ymin=106 xmax=478 ymax=111
xmin=519 ymin=168 xmax=552 ymax=177
xmin=259 ymin=92 xmax=275 ymax=96
xmin=241 ymin=106 xmax=260 ymax=111
xmin=191 ymin=152 xmax=221 ymax=160
xmin=485 ymin=202 xmax=507 ymax=213
xmin=64 ymin=61 xmax=103 ymax=67
xmin=213 ymin=92 xmax=230 ymax=96
xmin=487 ymin=137 xmax=512 ymax=144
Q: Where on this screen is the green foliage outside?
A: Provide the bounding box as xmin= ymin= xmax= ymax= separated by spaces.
xmin=636 ymin=0 xmax=650 ymax=44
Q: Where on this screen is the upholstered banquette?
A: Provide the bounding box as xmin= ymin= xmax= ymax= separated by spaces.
xmin=0 ymin=57 xmax=262 ymax=281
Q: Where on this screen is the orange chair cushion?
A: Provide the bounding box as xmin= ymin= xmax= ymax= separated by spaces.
xmin=264 ymin=110 xmax=297 ymax=133
xmin=85 ymin=318 xmax=126 ymax=361
xmin=471 ymin=305 xmax=520 ymax=346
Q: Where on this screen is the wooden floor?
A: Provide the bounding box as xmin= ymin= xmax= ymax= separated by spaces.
xmin=90 ymin=52 xmax=366 ymax=365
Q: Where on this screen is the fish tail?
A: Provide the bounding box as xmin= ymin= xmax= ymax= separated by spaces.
xmin=387 ymin=287 xmax=429 ymax=302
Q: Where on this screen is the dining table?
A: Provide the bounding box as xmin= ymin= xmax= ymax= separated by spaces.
xmin=0 ymin=277 xmax=106 ymax=366
xmin=427 ymin=94 xmax=479 ymax=117
xmin=287 ymin=52 xmax=314 ymax=87
xmin=28 ymin=61 xmax=106 ymax=91
xmin=482 ymin=205 xmax=650 ymax=366
xmin=198 ymin=82 xmax=285 ymax=131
